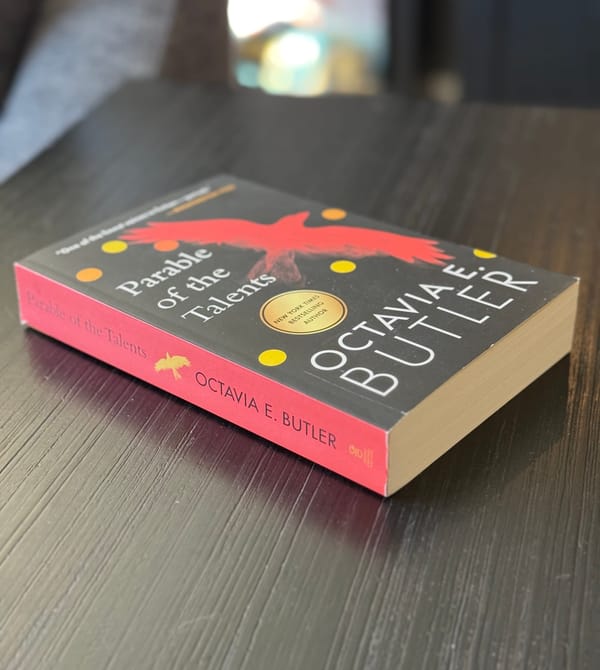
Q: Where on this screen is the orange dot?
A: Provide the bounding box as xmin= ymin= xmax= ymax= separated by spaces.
xmin=153 ymin=240 xmax=179 ymax=252
xmin=321 ymin=208 xmax=347 ymax=221
xmin=76 ymin=267 xmax=103 ymax=282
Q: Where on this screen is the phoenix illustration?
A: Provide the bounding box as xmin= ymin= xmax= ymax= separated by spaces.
xmin=154 ymin=353 xmax=190 ymax=380
xmin=122 ymin=211 xmax=452 ymax=283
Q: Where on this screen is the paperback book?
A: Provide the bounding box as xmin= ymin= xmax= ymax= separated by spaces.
xmin=14 ymin=175 xmax=579 ymax=495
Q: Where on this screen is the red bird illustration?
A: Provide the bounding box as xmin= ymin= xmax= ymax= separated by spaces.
xmin=121 ymin=211 xmax=452 ymax=283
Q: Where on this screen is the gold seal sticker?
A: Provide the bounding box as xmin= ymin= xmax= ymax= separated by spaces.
xmin=260 ymin=290 xmax=347 ymax=335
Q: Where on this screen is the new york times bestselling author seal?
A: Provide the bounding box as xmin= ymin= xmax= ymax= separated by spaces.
xmin=194 ymin=370 xmax=336 ymax=448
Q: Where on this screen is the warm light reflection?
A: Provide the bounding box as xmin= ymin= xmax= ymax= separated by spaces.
xmin=264 ymin=32 xmax=322 ymax=69
xmin=259 ymin=31 xmax=327 ymax=95
xmin=228 ymin=0 xmax=322 ymax=39
xmin=229 ymin=0 xmax=387 ymax=96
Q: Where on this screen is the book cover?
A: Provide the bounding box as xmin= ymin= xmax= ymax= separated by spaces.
xmin=14 ymin=175 xmax=579 ymax=495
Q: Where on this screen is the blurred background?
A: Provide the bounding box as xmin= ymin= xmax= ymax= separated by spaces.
xmin=1 ymin=0 xmax=600 ymax=182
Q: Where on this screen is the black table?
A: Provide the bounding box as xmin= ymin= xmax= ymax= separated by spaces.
xmin=1 ymin=81 xmax=598 ymax=669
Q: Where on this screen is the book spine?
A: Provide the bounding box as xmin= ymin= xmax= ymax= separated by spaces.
xmin=14 ymin=264 xmax=388 ymax=494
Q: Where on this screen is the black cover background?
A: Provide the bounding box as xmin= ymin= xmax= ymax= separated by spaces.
xmin=22 ymin=175 xmax=575 ymax=429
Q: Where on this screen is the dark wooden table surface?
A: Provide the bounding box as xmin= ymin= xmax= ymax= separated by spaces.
xmin=1 ymin=81 xmax=598 ymax=670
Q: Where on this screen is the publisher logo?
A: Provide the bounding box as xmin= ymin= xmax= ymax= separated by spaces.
xmin=260 ymin=290 xmax=347 ymax=335
xmin=348 ymin=444 xmax=374 ymax=469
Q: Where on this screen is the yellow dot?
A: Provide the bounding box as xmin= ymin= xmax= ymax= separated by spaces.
xmin=101 ymin=240 xmax=128 ymax=254
xmin=76 ymin=267 xmax=103 ymax=282
xmin=321 ymin=208 xmax=347 ymax=221
xmin=154 ymin=240 xmax=179 ymax=252
xmin=473 ymin=248 xmax=497 ymax=259
xmin=258 ymin=349 xmax=287 ymax=366
xmin=330 ymin=259 xmax=356 ymax=274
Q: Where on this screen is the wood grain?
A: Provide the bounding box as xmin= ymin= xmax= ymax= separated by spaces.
xmin=0 ymin=82 xmax=598 ymax=670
